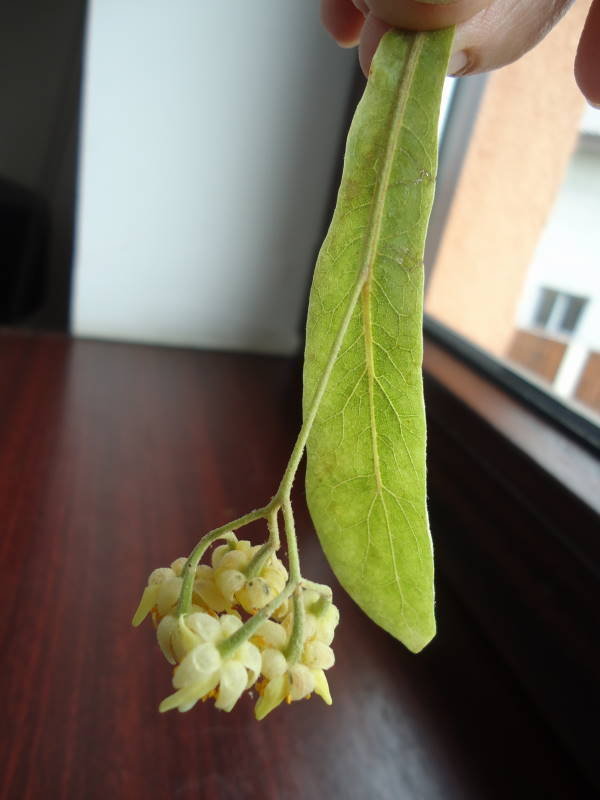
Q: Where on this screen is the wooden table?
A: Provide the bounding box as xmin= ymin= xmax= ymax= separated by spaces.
xmin=0 ymin=332 xmax=587 ymax=799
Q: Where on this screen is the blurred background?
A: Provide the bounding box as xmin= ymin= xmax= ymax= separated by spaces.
xmin=1 ymin=0 xmax=598 ymax=426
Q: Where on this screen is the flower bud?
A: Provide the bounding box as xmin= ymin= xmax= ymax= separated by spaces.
xmin=195 ymin=564 xmax=213 ymax=581
xmin=237 ymin=578 xmax=274 ymax=613
xmin=302 ymin=640 xmax=335 ymax=670
xmin=218 ymin=549 xmax=251 ymax=573
xmin=315 ymin=605 xmax=339 ymax=646
xmin=148 ymin=567 xmax=175 ymax=586
xmin=262 ymin=567 xmax=286 ymax=595
xmin=169 ymin=557 xmax=188 ymax=577
xmin=156 ymin=576 xmax=183 ymax=617
xmin=254 ymin=619 xmax=287 ymax=650
xmin=288 ymin=664 xmax=315 ymax=701
xmin=194 ymin=577 xmax=229 ymax=613
xmin=157 ymin=614 xmax=201 ymax=664
xmin=211 ymin=542 xmax=233 ymax=569
xmin=261 ymin=648 xmax=287 ymax=680
xmin=301 ymin=589 xmax=320 ymax=609
xmin=215 ymin=569 xmax=246 ymax=603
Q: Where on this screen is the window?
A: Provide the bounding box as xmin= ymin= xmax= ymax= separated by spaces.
xmin=424 ymin=2 xmax=600 ymax=431
xmin=531 ymin=288 xmax=588 ymax=335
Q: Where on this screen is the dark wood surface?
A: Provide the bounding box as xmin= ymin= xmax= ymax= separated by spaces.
xmin=423 ymin=339 xmax=600 ymax=792
xmin=0 ymin=332 xmax=590 ymax=800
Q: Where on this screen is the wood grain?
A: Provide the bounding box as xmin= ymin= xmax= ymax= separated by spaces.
xmin=0 ymin=332 xmax=589 ymax=799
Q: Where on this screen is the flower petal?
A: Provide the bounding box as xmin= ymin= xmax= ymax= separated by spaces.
xmin=312 ymin=669 xmax=333 ymax=706
xmin=219 ymin=614 xmax=243 ymax=638
xmin=156 ymin=615 xmax=178 ymax=664
xmin=288 ymin=664 xmax=315 ymax=701
xmin=238 ymin=578 xmax=273 ymax=613
xmin=315 ymin=605 xmax=340 ymax=646
xmin=237 ymin=641 xmax=262 ymax=686
xmin=159 ymin=672 xmax=219 ymax=713
xmin=148 ymin=567 xmax=175 ymax=585
xmin=215 ymin=661 xmax=247 ymax=712
xmin=157 ymin=577 xmax=183 ymax=616
xmin=302 ymin=641 xmax=335 ymax=670
xmin=172 ymin=616 xmax=201 ymax=662
xmin=173 ymin=643 xmax=221 ymax=689
xmin=218 ymin=549 xmax=250 ymax=572
xmin=254 ymin=675 xmax=288 ymax=721
xmin=159 ymin=686 xmax=202 ymax=713
xmin=215 ymin=569 xmax=246 ymax=603
xmin=194 ymin=578 xmax=229 ymax=613
xmin=211 ymin=543 xmax=232 ymax=569
xmin=169 ymin=557 xmax=188 ymax=576
xmin=131 ymin=585 xmax=159 ymax=627
xmin=186 ymin=612 xmax=221 ymax=643
xmin=254 ymin=619 xmax=287 ymax=650
xmin=261 ymin=648 xmax=287 ymax=680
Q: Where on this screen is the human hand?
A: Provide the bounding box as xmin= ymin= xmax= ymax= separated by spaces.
xmin=321 ymin=0 xmax=600 ymax=106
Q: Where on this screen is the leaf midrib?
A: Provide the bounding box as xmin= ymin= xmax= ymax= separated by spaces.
xmin=360 ymin=33 xmax=425 ymax=499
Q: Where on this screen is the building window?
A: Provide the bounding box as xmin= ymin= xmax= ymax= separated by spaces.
xmin=532 ymin=288 xmax=588 ymax=336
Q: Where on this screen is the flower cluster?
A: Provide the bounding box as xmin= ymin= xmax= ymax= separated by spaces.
xmin=254 ymin=589 xmax=338 ymax=720
xmin=132 ymin=536 xmax=339 ymax=719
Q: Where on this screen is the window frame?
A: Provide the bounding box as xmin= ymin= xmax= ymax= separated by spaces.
xmin=424 ymin=315 xmax=600 ymax=453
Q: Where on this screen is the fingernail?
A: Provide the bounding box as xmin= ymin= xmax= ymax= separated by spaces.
xmin=448 ymin=50 xmax=469 ymax=76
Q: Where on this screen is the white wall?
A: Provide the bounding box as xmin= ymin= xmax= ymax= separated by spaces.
xmin=515 ymin=113 xmax=600 ymax=402
xmin=72 ymin=0 xmax=355 ymax=354
xmin=516 ymin=144 xmax=600 ymax=351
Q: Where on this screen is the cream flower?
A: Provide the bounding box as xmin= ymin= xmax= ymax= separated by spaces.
xmin=132 ymin=566 xmax=183 ymax=626
xmin=196 ymin=539 xmax=290 ymax=615
xmin=254 ymin=593 xmax=338 ymax=720
xmin=156 ymin=613 xmax=202 ymax=665
xmin=254 ymin=663 xmax=333 ymax=721
xmin=159 ymin=612 xmax=261 ymax=713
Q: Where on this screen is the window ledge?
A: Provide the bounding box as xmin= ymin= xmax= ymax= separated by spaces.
xmin=423 ymin=337 xmax=599 ymax=518
xmin=423 ymin=334 xmax=599 ymax=789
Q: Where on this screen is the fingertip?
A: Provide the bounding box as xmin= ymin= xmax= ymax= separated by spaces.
xmin=358 ymin=15 xmax=392 ymax=77
xmin=574 ymin=0 xmax=600 ymax=107
xmin=321 ymin=0 xmax=366 ymax=47
xmin=365 ymin=0 xmax=493 ymax=31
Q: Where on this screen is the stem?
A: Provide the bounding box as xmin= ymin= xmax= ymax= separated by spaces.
xmin=283 ymin=590 xmax=305 ymax=664
xmin=266 ymin=507 xmax=281 ymax=549
xmin=282 ymin=498 xmax=301 ymax=582
xmin=306 ymin=594 xmax=331 ymax=617
xmin=301 ymin=579 xmax=333 ymax=601
xmin=218 ymin=579 xmax=297 ymax=658
xmin=176 ymin=505 xmax=270 ymax=617
xmin=175 ymin=221 xmax=367 ymax=621
xmin=245 ymin=507 xmax=281 ymax=580
xmin=275 ymin=262 xmax=369 ymax=501
xmin=245 ymin=543 xmax=273 ymax=580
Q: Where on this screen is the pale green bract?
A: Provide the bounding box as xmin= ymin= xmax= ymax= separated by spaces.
xmin=303 ymin=29 xmax=453 ymax=653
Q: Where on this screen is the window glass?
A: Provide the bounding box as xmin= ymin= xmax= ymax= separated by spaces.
xmin=533 ymin=288 xmax=559 ymax=329
xmin=425 ymin=3 xmax=599 ymax=426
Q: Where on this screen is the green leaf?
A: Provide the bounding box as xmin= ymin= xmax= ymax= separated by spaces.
xmin=302 ymin=29 xmax=453 ymax=653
